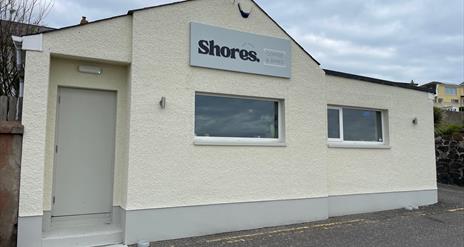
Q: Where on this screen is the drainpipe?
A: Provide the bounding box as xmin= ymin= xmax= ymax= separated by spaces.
xmin=11 ymin=36 xmax=23 ymax=121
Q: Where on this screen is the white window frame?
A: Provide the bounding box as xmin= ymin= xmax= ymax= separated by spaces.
xmin=327 ymin=106 xmax=386 ymax=146
xmin=327 ymin=106 xmax=344 ymax=142
xmin=194 ymin=92 xmax=285 ymax=146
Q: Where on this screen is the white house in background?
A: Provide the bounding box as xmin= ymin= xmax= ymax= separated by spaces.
xmin=15 ymin=0 xmax=437 ymax=246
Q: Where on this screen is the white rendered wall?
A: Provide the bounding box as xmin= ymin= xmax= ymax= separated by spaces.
xmin=126 ymin=0 xmax=328 ymax=210
xmin=19 ymin=51 xmax=51 ymax=216
xmin=326 ymin=75 xmax=437 ymax=196
xmin=43 ymin=16 xmax=132 ymax=63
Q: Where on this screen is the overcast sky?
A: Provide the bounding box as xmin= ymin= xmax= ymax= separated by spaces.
xmin=43 ymin=0 xmax=464 ymax=85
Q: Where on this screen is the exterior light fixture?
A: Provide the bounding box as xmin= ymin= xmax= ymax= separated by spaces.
xmin=78 ymin=65 xmax=102 ymax=75
xmin=412 ymin=117 xmax=418 ymax=125
xmin=238 ymin=3 xmax=251 ymax=18
xmin=159 ymin=97 xmax=166 ymax=109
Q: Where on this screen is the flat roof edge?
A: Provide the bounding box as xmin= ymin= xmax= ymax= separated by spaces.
xmin=23 ymin=14 xmax=130 ymax=36
xmin=324 ymin=69 xmax=434 ymax=94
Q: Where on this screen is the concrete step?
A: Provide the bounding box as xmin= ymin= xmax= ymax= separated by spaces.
xmin=43 ymin=223 xmax=123 ymax=247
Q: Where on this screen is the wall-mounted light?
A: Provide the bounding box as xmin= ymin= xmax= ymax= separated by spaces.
xmin=238 ymin=3 xmax=252 ymax=18
xmin=412 ymin=117 xmax=418 ymax=125
xmin=159 ymin=97 xmax=166 ymax=109
xmin=234 ymin=0 xmax=252 ymax=18
xmin=78 ymin=65 xmax=102 ymax=75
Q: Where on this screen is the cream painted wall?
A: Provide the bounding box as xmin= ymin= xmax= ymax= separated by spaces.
xmin=326 ymin=75 xmax=437 ymax=196
xmin=126 ymin=0 xmax=328 ymax=210
xmin=19 ymin=51 xmax=51 ymax=216
xmin=43 ymin=16 xmax=132 ymax=63
xmin=41 ymin=58 xmax=129 ymax=211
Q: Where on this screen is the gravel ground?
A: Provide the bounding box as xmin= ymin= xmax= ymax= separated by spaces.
xmin=143 ymin=184 xmax=464 ymax=247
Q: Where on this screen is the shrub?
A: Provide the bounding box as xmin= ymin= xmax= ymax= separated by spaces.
xmin=435 ymin=124 xmax=464 ymax=136
xmin=433 ymin=107 xmax=443 ymax=126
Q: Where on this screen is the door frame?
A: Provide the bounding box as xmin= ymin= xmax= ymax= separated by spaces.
xmin=50 ymin=86 xmax=118 ymax=221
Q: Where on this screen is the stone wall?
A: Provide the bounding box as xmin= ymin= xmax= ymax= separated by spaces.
xmin=442 ymin=111 xmax=464 ymax=126
xmin=435 ymin=133 xmax=464 ymax=186
xmin=0 ymin=122 xmax=23 ymax=247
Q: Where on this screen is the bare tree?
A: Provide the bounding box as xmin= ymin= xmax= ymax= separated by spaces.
xmin=0 ymin=0 xmax=53 ymax=96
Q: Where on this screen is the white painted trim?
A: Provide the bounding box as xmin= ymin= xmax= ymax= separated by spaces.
xmin=22 ymin=34 xmax=43 ymax=51
xmin=327 ymin=143 xmax=391 ymax=149
xmin=327 ymin=106 xmax=343 ymax=141
xmin=327 ymin=105 xmax=387 ymax=146
xmin=12 ymin=35 xmax=23 ymax=43
xmin=194 ymin=138 xmax=287 ymax=146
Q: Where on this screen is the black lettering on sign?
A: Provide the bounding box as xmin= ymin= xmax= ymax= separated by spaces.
xmin=197 ymin=40 xmax=260 ymax=63
xmin=198 ymin=40 xmax=209 ymax=54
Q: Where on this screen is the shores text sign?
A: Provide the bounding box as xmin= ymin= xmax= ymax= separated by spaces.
xmin=190 ymin=22 xmax=291 ymax=78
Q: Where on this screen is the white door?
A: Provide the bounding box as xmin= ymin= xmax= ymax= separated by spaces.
xmin=52 ymin=87 xmax=117 ymax=217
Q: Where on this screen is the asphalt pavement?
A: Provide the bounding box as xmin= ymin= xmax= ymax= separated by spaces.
xmin=148 ymin=184 xmax=464 ymax=247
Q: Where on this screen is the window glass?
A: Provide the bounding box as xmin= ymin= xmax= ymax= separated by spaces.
xmin=327 ymin=109 xmax=340 ymax=139
xmin=342 ymin=108 xmax=383 ymax=142
xmin=195 ymin=94 xmax=279 ymax=138
xmin=445 ymin=87 xmax=457 ymax=95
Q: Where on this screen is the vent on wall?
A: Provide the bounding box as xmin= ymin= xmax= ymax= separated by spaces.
xmin=78 ymin=65 xmax=102 ymax=75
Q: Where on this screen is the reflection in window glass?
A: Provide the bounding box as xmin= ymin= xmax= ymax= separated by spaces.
xmin=195 ymin=94 xmax=279 ymax=138
xmin=445 ymin=87 xmax=457 ymax=95
xmin=343 ymin=108 xmax=383 ymax=142
xmin=328 ymin=109 xmax=340 ymax=139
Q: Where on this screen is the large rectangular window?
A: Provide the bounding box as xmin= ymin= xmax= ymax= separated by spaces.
xmin=195 ymin=93 xmax=282 ymax=144
xmin=328 ymin=106 xmax=384 ymax=144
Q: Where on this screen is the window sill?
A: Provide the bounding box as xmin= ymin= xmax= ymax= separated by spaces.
xmin=327 ymin=142 xmax=391 ymax=149
xmin=194 ymin=138 xmax=287 ymax=147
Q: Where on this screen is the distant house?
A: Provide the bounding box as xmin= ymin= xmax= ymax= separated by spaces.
xmin=421 ymin=81 xmax=464 ymax=111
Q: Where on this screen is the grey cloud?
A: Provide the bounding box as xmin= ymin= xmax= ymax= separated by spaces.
xmin=256 ymin=0 xmax=463 ymax=84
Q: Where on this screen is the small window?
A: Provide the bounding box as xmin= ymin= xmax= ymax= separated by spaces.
xmin=451 ymin=99 xmax=459 ymax=104
xmin=195 ymin=93 xmax=283 ymax=144
xmin=328 ymin=106 xmax=384 ymax=144
xmin=445 ymin=87 xmax=457 ymax=95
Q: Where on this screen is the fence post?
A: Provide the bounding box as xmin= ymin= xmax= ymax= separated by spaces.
xmin=16 ymin=97 xmax=23 ymax=121
xmin=0 ymin=96 xmax=7 ymax=121
xmin=7 ymin=97 xmax=17 ymax=121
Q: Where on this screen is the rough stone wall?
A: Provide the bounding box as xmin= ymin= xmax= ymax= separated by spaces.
xmin=436 ymin=133 xmax=464 ymax=186
xmin=0 ymin=122 xmax=23 ymax=247
xmin=442 ymin=111 xmax=464 ymax=126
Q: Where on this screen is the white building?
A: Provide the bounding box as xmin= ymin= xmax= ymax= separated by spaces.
xmin=16 ymin=0 xmax=437 ymax=246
